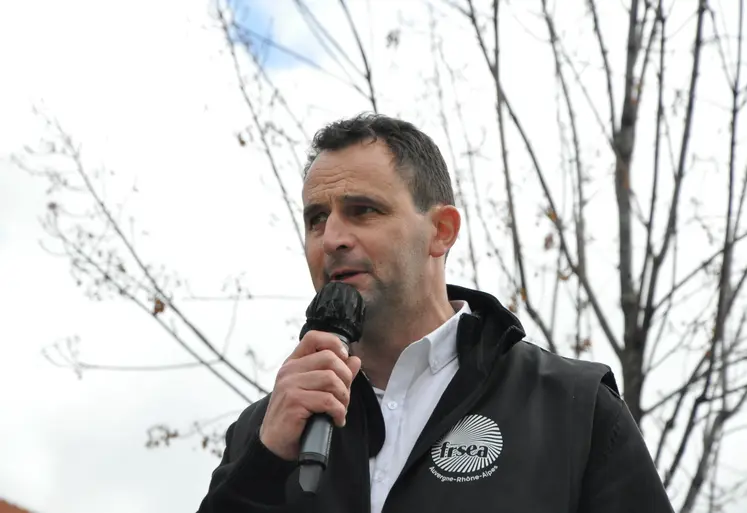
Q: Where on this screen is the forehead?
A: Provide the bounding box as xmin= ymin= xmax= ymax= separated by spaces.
xmin=302 ymin=140 xmax=409 ymax=204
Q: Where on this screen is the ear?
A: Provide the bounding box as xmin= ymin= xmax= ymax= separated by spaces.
xmin=429 ymin=205 xmax=461 ymax=259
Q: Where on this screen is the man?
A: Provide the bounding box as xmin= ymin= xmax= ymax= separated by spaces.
xmin=197 ymin=113 xmax=674 ymax=513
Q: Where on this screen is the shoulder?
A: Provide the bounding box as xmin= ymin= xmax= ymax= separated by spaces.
xmin=510 ymin=342 xmax=631 ymax=455
xmin=508 ymin=339 xmax=620 ymax=396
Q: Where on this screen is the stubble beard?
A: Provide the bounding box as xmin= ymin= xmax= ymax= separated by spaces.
xmin=358 ymin=276 xmax=408 ymax=348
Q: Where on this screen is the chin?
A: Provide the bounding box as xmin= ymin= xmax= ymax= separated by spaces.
xmin=359 ymin=290 xmax=383 ymax=314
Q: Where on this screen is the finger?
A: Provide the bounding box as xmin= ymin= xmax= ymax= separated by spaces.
xmin=294 ymin=389 xmax=348 ymax=427
xmin=289 ymin=330 xmax=349 ymax=361
xmin=281 ymin=350 xmax=354 ymax=388
xmin=292 ymin=369 xmax=350 ymax=405
xmin=345 ymin=355 xmax=362 ymax=379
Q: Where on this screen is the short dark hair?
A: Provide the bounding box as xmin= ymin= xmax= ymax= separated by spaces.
xmin=303 ymin=113 xmax=455 ymax=211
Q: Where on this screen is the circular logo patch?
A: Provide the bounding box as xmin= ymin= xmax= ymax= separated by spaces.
xmin=431 ymin=414 xmax=503 ymax=474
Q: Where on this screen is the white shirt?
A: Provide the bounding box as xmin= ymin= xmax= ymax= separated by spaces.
xmin=368 ymin=300 xmax=472 ymax=513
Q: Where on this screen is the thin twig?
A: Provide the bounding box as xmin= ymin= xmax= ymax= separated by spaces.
xmin=465 ymin=0 xmax=616 ymax=355
xmin=429 ymin=9 xmax=479 ymax=288
xmin=49 ymin=359 xmax=222 ymax=372
xmin=292 ymin=0 xmax=365 ymax=84
xmin=233 ymin=22 xmax=309 ymax=141
xmin=219 ymin=7 xmax=304 ymax=250
xmin=653 ymin=231 xmax=747 ymax=311
xmin=637 ymin=1 xmax=666 ymax=312
xmin=663 ymin=332 xmax=719 ymax=488
xmin=440 ymin=37 xmax=504 ymax=269
xmin=339 ymin=0 xmax=378 ymax=112
xmin=556 ymin=45 xmax=614 ymax=149
xmin=50 ymin=117 xmax=269 ymax=397
xmin=641 ymin=0 xmax=708 ymax=339
xmin=587 ymin=0 xmax=617 ymax=134
xmin=541 ymin=0 xmax=587 ymax=285
xmin=58 ymin=232 xmax=256 ymax=401
xmin=644 ymin=229 xmax=680 ymax=376
xmin=646 ymin=352 xmax=747 ymax=417
xmin=231 ymin=25 xmax=368 ymax=100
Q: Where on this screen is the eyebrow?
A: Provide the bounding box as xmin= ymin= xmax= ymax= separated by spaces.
xmin=341 ymin=194 xmax=388 ymax=209
xmin=303 ymin=194 xmax=389 ymax=221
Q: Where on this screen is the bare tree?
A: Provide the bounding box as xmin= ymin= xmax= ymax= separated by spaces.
xmin=18 ymin=0 xmax=747 ymax=510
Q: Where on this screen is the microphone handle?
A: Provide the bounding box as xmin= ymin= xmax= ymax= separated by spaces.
xmin=298 ymin=413 xmax=335 ymax=466
xmin=298 ymin=333 xmax=350 ymax=493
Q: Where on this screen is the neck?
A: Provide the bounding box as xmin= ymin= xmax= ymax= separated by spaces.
xmin=353 ymin=286 xmax=455 ymax=390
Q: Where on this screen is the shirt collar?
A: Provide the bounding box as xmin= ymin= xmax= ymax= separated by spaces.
xmin=425 ymin=299 xmax=471 ymax=373
xmin=369 ymin=300 xmax=472 ymax=399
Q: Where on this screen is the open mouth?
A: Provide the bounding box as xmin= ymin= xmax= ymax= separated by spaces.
xmin=331 ymin=271 xmax=364 ymax=281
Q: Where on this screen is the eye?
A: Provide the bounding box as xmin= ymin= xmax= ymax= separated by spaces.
xmin=352 ymin=205 xmax=379 ymax=216
xmin=308 ymin=212 xmax=328 ymax=229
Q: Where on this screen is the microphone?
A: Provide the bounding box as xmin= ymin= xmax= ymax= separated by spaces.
xmin=297 ymin=281 xmax=366 ymax=494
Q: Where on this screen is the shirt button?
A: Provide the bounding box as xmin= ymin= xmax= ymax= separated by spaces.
xmin=387 ymin=401 xmax=398 ymax=410
xmin=374 ymin=470 xmax=384 ymax=482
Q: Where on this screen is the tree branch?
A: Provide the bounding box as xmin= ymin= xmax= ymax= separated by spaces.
xmin=644 ymin=223 xmax=679 ymax=376
xmin=541 ymin=0 xmax=587 ymax=281
xmin=615 ymin=0 xmax=652 ymax=365
xmin=555 ymin=44 xmax=615 ymax=149
xmin=464 ymin=0 xmax=560 ymax=353
xmin=291 ymin=0 xmax=366 ymax=84
xmin=429 ymin=9 xmax=480 ymax=288
xmin=230 ymin=24 xmax=368 ymax=100
xmin=57 ymin=231 xmax=258 ymax=402
xmin=641 ymin=0 xmax=708 ymax=339
xmin=663 ymin=335 xmax=719 ymax=488
xmin=587 ymin=0 xmax=617 ymax=134
xmin=653 ymin=231 xmax=747 ymax=311
xmin=338 ymin=0 xmax=378 ymax=112
xmin=218 ymin=7 xmax=304 ymax=250
xmin=637 ymin=1 xmax=666 ymax=313
xmin=231 ymin=22 xmax=309 ymax=141
xmin=465 ymin=0 xmax=622 ymax=356
xmin=646 ymin=351 xmax=747 ymax=418
xmin=44 ymin=117 xmax=270 ymax=398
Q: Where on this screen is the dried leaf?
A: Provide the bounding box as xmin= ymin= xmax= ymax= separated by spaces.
xmin=508 ymin=292 xmax=518 ymax=313
xmin=573 ymin=338 xmax=592 ymax=353
xmin=153 ymin=298 xmax=165 ymax=316
xmin=544 ymin=233 xmax=554 ymax=250
xmin=545 ymin=207 xmax=558 ymax=223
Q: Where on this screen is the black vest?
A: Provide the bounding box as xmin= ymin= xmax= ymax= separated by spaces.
xmin=217 ymin=285 xmax=618 ymax=513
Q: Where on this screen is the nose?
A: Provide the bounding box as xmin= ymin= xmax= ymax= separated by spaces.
xmin=322 ymin=211 xmax=355 ymax=255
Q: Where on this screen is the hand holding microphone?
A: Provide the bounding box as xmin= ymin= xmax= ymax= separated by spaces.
xmin=259 ymin=282 xmax=366 ymax=493
xmin=258 ymin=329 xmax=361 ymax=456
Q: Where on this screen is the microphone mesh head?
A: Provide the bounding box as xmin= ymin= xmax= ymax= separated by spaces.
xmin=299 ymin=282 xmax=366 ymax=342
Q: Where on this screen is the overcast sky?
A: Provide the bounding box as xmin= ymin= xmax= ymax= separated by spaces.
xmin=1 ymin=1 xmax=746 ymax=512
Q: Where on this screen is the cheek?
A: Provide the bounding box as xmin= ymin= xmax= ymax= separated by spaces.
xmin=370 ymin=235 xmax=410 ymax=277
xmin=305 ymin=242 xmax=323 ymax=276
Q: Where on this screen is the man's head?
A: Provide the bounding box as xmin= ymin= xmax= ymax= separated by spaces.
xmin=301 ymin=113 xmax=460 ymax=327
